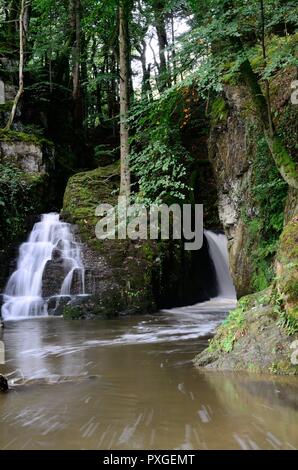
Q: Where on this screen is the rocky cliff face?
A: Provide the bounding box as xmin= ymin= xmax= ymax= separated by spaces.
xmin=195 ymin=207 xmax=298 ymax=375
xmin=209 ymin=69 xmax=296 ymax=298
xmin=195 ymin=70 xmax=298 ymax=375
xmin=0 ymin=141 xmax=46 ymax=174
xmin=209 ymin=86 xmax=266 ymax=297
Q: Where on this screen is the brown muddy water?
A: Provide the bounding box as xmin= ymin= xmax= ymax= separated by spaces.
xmin=0 ymin=299 xmax=297 ymax=450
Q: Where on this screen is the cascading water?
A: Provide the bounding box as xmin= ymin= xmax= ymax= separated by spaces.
xmin=1 ymin=213 xmax=86 ymax=320
xmin=163 ymin=230 xmax=236 ymax=316
xmin=204 ymin=230 xmax=236 ymax=299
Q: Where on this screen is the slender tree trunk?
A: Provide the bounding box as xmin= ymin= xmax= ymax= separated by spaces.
xmin=7 ymin=0 xmax=19 ymax=49
xmin=137 ymin=40 xmax=152 ymax=101
xmin=69 ymin=0 xmax=83 ymax=130
xmin=153 ymin=0 xmax=169 ymax=91
xmin=170 ymin=11 xmax=177 ymax=84
xmin=239 ymin=59 xmax=298 ymax=189
xmin=81 ymin=31 xmax=89 ymax=120
xmin=119 ymin=0 xmax=131 ymax=197
xmin=5 ymin=0 xmax=29 ymax=130
xmin=91 ymin=38 xmax=104 ymax=119
xmin=260 ymin=0 xmax=273 ymax=136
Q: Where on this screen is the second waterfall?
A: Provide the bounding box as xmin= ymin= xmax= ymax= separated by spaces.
xmin=1 ymin=213 xmax=86 ymax=320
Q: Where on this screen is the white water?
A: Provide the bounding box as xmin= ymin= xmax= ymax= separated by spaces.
xmin=1 ymin=213 xmax=85 ymax=320
xmin=162 ymin=231 xmax=236 ymax=316
xmin=204 ymin=230 xmax=236 ymax=299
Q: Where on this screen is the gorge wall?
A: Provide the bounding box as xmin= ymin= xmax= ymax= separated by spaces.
xmin=195 ymin=69 xmax=298 ymax=375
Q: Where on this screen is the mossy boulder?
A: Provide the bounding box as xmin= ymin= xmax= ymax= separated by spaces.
xmin=194 ymin=289 xmax=298 ymax=375
xmin=62 ymin=163 xmax=218 ymax=319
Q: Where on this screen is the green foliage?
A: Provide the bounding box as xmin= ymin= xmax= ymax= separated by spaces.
xmin=62 ymin=305 xmax=83 ymax=320
xmin=0 ymin=129 xmax=52 ymax=146
xmin=210 ymin=96 xmax=228 ymax=125
xmin=130 ymin=137 xmax=190 ymax=205
xmin=208 ymin=297 xmax=250 ymax=353
xmin=277 ymin=309 xmax=298 ymax=335
xmin=0 ymin=164 xmax=46 ymax=249
xmin=129 ymin=86 xmax=195 ymax=205
xmin=245 ymin=135 xmax=288 ymax=291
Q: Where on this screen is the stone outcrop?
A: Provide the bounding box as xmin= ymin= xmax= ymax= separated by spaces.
xmin=61 ymin=162 xmax=218 ymax=318
xmin=194 ymin=288 xmax=298 ymax=375
xmin=0 ymin=141 xmax=46 ymax=173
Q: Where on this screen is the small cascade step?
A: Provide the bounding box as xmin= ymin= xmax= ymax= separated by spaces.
xmin=1 ymin=213 xmax=87 ymax=320
xmin=204 ymin=230 xmax=236 ymax=299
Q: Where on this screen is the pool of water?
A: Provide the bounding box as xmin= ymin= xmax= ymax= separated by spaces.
xmin=0 ymin=299 xmax=297 ymax=450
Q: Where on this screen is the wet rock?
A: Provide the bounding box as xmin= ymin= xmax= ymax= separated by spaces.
xmin=42 ymin=260 xmax=68 ymax=298
xmin=194 ymin=290 xmax=298 ymax=375
xmin=47 ymin=295 xmax=72 ymax=315
xmin=0 ymin=375 xmax=9 ymax=393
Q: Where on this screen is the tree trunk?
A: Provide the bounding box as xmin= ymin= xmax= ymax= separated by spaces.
xmin=153 ymin=0 xmax=169 ymax=91
xmin=69 ymin=0 xmax=83 ymax=130
xmin=170 ymin=11 xmax=177 ymax=84
xmin=137 ymin=40 xmax=153 ymax=101
xmin=119 ymin=0 xmax=131 ymax=198
xmin=239 ymin=59 xmax=298 ymax=189
xmin=260 ymin=0 xmax=273 ymax=136
xmin=7 ymin=0 xmax=19 ymax=50
xmin=224 ymin=0 xmax=298 ymax=189
xmin=5 ymin=0 xmax=28 ymax=130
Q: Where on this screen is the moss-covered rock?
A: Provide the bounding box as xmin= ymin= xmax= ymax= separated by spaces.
xmin=210 ymin=96 xmax=229 ymax=126
xmin=194 ymin=289 xmax=298 ymax=375
xmin=276 ymin=214 xmax=298 ymax=322
xmin=62 ymin=163 xmax=218 ymax=319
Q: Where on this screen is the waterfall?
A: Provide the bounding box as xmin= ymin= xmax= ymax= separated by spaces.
xmin=1 ymin=213 xmax=86 ymax=320
xmin=204 ymin=230 xmax=236 ymax=299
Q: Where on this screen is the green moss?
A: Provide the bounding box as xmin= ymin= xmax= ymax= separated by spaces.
xmin=271 ymin=136 xmax=298 ymax=185
xmin=0 ymin=101 xmax=13 ymax=112
xmin=62 ymin=162 xmax=120 ymax=251
xmin=208 ymin=291 xmax=273 ymax=354
xmin=277 ymin=221 xmax=298 ymax=302
xmin=0 ymin=129 xmax=53 ymax=146
xmin=210 ymin=97 xmax=229 ymax=125
xmin=242 ymin=132 xmax=288 ymax=292
xmin=269 ymin=360 xmax=298 ymax=376
xmin=0 ymin=164 xmax=47 ymax=251
xmin=208 ymin=297 xmax=248 ymax=353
